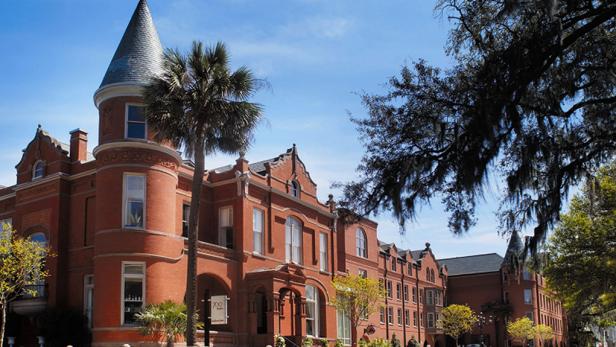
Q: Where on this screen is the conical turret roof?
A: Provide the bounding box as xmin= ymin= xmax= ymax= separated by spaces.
xmin=502 ymin=229 xmax=524 ymax=267
xmin=99 ymin=0 xmax=163 ymax=89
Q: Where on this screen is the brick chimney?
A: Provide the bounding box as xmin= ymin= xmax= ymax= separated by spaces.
xmin=69 ymin=129 xmax=88 ymax=162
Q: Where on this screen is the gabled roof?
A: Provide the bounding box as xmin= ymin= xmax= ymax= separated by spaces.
xmin=437 ymin=253 xmax=504 ymax=276
xmin=99 ymin=0 xmax=163 ymax=89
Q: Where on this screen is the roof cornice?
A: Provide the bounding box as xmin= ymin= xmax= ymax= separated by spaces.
xmin=93 ymin=83 xmax=144 ymax=108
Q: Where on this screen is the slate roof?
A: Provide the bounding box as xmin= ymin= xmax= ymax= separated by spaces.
xmin=437 ymin=253 xmax=504 ymax=276
xmin=411 ymin=250 xmax=423 ymax=260
xmin=503 ymin=229 xmax=524 ymax=266
xmin=99 ymin=0 xmax=163 ymax=89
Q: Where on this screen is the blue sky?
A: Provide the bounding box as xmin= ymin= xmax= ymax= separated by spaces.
xmin=0 ymin=0 xmax=514 ymax=258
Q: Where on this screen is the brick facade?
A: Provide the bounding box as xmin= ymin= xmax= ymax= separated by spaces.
xmin=0 ymin=1 xmax=567 ymax=347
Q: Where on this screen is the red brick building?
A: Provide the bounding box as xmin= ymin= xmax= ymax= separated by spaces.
xmin=439 ymin=231 xmax=568 ymax=347
xmin=0 ymin=1 xmax=565 ymax=347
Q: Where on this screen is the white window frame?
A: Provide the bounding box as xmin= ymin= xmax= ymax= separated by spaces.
xmin=358 ymin=269 xmax=368 ymax=278
xmin=413 ymin=311 xmax=418 ymax=327
xmin=387 ymin=306 xmax=393 ymax=325
xmin=403 ymin=285 xmax=409 ymax=302
xmin=84 ymin=274 xmax=94 ymax=328
xmin=379 ymin=307 xmax=385 ymax=324
xmin=319 ymin=232 xmax=328 ymax=272
xmin=305 ymin=285 xmax=320 ymax=337
xmin=397 ymin=308 xmax=402 ymax=326
xmin=355 ymin=228 xmax=367 ymax=258
xmin=218 ymin=206 xmax=234 ymax=248
xmin=391 ymin=259 xmax=397 ymax=272
xmin=396 ymin=282 xmax=401 ymax=300
xmin=427 ymin=312 xmax=435 ymax=328
xmin=32 ymin=160 xmax=45 ymax=180
xmin=405 ymin=309 xmax=410 ymax=326
xmin=122 ymin=173 xmax=146 ymax=229
xmin=285 ymin=217 xmax=303 ymax=264
xmin=253 ymin=208 xmax=264 ymax=254
xmin=386 ymin=280 xmax=393 ymax=298
xmin=124 ymin=103 xmax=148 ymax=140
xmin=337 ymin=307 xmax=351 ymax=346
xmin=121 ymin=261 xmax=146 ymax=326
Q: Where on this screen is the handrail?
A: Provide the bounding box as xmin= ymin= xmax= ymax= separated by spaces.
xmin=282 ymin=336 xmax=300 ymax=347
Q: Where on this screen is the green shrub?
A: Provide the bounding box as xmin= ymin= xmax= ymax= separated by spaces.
xmin=135 ymin=300 xmax=202 ymax=347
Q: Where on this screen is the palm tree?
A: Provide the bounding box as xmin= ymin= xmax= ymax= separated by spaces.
xmin=143 ymin=41 xmax=263 ymax=346
xmin=136 ymin=300 xmax=203 ymax=347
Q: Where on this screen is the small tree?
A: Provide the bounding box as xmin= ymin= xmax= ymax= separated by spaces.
xmin=332 ymin=274 xmax=385 ymax=347
xmin=0 ymin=226 xmax=49 ymax=347
xmin=136 ymin=300 xmax=202 ymax=347
xmin=507 ymin=317 xmax=536 ymax=347
xmin=535 ymin=324 xmax=554 ymax=347
xmin=438 ymin=304 xmax=478 ymax=347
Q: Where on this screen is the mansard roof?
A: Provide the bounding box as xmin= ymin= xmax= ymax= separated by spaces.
xmin=99 ymin=0 xmax=163 ymax=89
xmin=438 ymin=253 xmax=504 ymax=276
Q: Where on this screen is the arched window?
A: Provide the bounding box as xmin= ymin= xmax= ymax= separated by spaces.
xmin=431 ymin=269 xmax=436 ymax=282
xmin=30 ymin=232 xmax=47 ymax=246
xmin=290 ymin=180 xmax=300 ymax=198
xmin=426 ymin=267 xmax=430 ymax=281
xmin=285 ymin=217 xmax=302 ymax=264
xmin=32 ymin=160 xmax=45 ymax=180
xmin=305 ymin=285 xmax=320 ymax=337
xmin=356 ymin=228 xmax=367 ymax=258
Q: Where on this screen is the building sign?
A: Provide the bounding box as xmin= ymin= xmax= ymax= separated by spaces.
xmin=210 ymin=295 xmax=228 ymax=325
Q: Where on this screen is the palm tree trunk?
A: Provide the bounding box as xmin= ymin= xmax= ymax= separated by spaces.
xmin=0 ymin=303 xmax=5 ymax=347
xmin=186 ymin=140 xmax=205 ymax=346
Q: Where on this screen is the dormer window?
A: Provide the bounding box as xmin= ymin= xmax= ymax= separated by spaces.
xmin=126 ymin=105 xmax=146 ymax=139
xmin=290 ymin=180 xmax=300 ymax=198
xmin=32 ymin=161 xmax=45 ymax=180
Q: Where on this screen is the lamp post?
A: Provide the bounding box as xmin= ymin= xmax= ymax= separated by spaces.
xmin=477 ymin=312 xmax=494 ymax=347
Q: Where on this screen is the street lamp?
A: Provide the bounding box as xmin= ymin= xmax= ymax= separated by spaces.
xmin=477 ymin=312 xmax=494 ymax=347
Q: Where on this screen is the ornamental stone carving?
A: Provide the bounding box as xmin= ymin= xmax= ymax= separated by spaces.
xmin=97 ymin=149 xmax=179 ymax=171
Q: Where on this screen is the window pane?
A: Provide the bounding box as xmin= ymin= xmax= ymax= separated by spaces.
xmin=182 ymin=205 xmax=190 ymax=237
xmin=127 ymin=105 xmax=145 ymax=122
xmin=127 ymin=123 xmax=146 ymax=139
xmin=123 ymin=278 xmax=143 ymax=324
xmin=124 ymin=264 xmax=144 ymax=275
xmin=126 ymin=176 xmax=145 ymax=199
xmin=253 ymin=209 xmax=263 ymax=254
xmin=320 ymin=233 xmax=328 ymax=271
xmin=126 ymin=201 xmax=144 ymax=227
